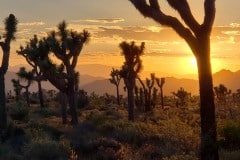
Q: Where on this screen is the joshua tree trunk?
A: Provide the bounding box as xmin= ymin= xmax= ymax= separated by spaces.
xmin=127 ymin=86 xmax=134 ymax=121
xmin=0 ymin=73 xmax=7 ymax=129
xmin=25 ymin=88 xmax=30 ymax=107
xmin=116 ymin=85 xmax=120 ymax=105
xmin=196 ymin=39 xmax=218 ymax=160
xmin=160 ymin=87 xmax=164 ymax=109
xmin=59 ymin=92 xmax=67 ymax=124
xmin=67 ymin=90 xmax=78 ymax=125
xmin=37 ymin=80 xmax=45 ymax=108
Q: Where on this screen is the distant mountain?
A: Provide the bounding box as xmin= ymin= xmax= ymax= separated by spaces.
xmin=5 ymin=68 xmax=240 ymax=96
xmin=213 ymin=69 xmax=240 ymax=92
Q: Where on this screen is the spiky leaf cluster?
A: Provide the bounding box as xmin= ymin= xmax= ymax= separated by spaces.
xmin=119 ymin=41 xmax=144 ymax=79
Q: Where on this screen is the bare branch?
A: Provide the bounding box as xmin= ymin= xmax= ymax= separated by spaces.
xmin=129 ymin=0 xmax=198 ymax=54
xmin=166 ymin=0 xmax=200 ymax=33
xmin=203 ymin=0 xmax=216 ymax=33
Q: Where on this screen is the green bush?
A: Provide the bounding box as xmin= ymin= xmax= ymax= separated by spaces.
xmin=28 ymin=122 xmax=63 ymax=141
xmin=24 ymin=139 xmax=69 ymax=160
xmin=34 ymin=107 xmax=56 ymax=118
xmin=219 ymin=120 xmax=240 ymax=150
xmin=9 ymin=102 xmax=29 ymax=121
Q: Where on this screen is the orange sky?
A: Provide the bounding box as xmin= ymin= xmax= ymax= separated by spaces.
xmin=1 ymin=0 xmax=240 ymax=79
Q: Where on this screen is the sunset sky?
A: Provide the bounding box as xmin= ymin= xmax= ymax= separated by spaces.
xmin=0 ymin=0 xmax=240 ymax=79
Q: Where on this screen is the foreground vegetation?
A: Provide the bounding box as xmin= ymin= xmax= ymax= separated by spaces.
xmin=0 ymin=92 xmax=240 ymax=160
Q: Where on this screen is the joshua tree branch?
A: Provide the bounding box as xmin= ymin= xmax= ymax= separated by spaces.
xmin=129 ymin=0 xmax=198 ymax=55
xmin=166 ymin=0 xmax=200 ymax=33
xmin=203 ymin=0 xmax=216 ymax=33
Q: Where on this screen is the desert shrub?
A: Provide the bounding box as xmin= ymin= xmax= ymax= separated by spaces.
xmin=219 ymin=120 xmax=240 ymax=150
xmin=34 ymin=107 xmax=56 ymax=118
xmin=158 ymin=117 xmax=199 ymax=156
xmin=9 ymin=102 xmax=29 ymax=121
xmin=86 ymin=112 xmax=108 ymax=126
xmin=78 ymin=89 xmax=89 ymax=108
xmin=27 ymin=122 xmax=63 ymax=141
xmin=219 ymin=150 xmax=240 ymax=160
xmin=24 ymin=139 xmax=69 ymax=160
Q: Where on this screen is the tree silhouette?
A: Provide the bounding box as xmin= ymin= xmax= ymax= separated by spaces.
xmin=0 ymin=14 xmax=18 ymax=128
xmin=156 ymin=77 xmax=165 ymax=109
xmin=129 ymin=1 xmax=218 ymax=159
xmin=172 ymin=87 xmax=190 ymax=107
xmin=11 ymin=79 xmax=22 ymax=102
xmin=16 ymin=67 xmax=34 ymax=107
xmin=17 ymin=21 xmax=90 ymax=125
xmin=119 ymin=41 xmax=144 ymax=121
xmin=109 ymin=68 xmax=122 ymax=105
xmin=18 ymin=48 xmax=46 ymax=108
xmin=214 ymin=84 xmax=231 ymax=108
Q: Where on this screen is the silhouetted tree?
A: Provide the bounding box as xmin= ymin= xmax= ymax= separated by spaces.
xmin=109 ymin=68 xmax=122 ymax=105
xmin=172 ymin=87 xmax=190 ymax=107
xmin=18 ymin=49 xmax=46 ymax=108
xmin=17 ymin=21 xmax=90 ymax=125
xmin=156 ymin=77 xmax=165 ymax=109
xmin=119 ymin=41 xmax=144 ymax=121
xmin=11 ymin=79 xmax=22 ymax=102
xmin=129 ymin=1 xmax=218 ymax=159
xmin=16 ymin=67 xmax=34 ymax=107
xmin=0 ymin=14 xmax=18 ymax=128
xmin=145 ymin=73 xmax=155 ymax=111
xmin=214 ymin=84 xmax=231 ymax=107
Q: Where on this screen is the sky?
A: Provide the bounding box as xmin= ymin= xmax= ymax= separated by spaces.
xmin=0 ymin=0 xmax=240 ymax=79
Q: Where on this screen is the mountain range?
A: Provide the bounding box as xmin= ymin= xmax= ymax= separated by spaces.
xmin=5 ymin=68 xmax=240 ymax=96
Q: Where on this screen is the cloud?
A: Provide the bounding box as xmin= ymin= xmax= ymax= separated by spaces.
xmin=19 ymin=21 xmax=45 ymax=26
xmin=72 ymin=18 xmax=125 ymax=24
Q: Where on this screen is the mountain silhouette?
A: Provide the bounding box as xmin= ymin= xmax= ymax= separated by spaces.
xmin=5 ymin=69 xmax=240 ymax=96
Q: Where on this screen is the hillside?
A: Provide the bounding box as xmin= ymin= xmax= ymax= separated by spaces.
xmin=5 ymin=69 xmax=240 ymax=96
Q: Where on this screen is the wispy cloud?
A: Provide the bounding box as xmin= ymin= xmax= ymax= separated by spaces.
xmin=19 ymin=21 xmax=45 ymax=26
xmin=72 ymin=18 xmax=125 ymax=24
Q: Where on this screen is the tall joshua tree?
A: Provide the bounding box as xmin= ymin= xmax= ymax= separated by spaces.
xmin=0 ymin=14 xmax=18 ymax=128
xmin=109 ymin=68 xmax=122 ymax=105
xmin=156 ymin=77 xmax=165 ymax=108
xmin=129 ymin=0 xmax=218 ymax=159
xmin=119 ymin=41 xmax=144 ymax=121
xmin=17 ymin=21 xmax=90 ymax=125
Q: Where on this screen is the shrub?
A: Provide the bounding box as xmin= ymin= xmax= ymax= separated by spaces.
xmin=28 ymin=122 xmax=63 ymax=141
xmin=9 ymin=102 xmax=29 ymax=121
xmin=219 ymin=120 xmax=240 ymax=150
xmin=24 ymin=139 xmax=69 ymax=160
xmin=34 ymin=108 xmax=56 ymax=118
xmin=219 ymin=150 xmax=240 ymax=160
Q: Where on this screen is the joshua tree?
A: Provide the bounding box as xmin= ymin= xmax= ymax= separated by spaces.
xmin=11 ymin=79 xmax=22 ymax=102
xmin=109 ymin=68 xmax=122 ymax=105
xmin=214 ymin=84 xmax=231 ymax=107
xmin=119 ymin=41 xmax=144 ymax=121
xmin=15 ymin=67 xmax=34 ymax=107
xmin=18 ymin=49 xmax=46 ymax=108
xmin=145 ymin=73 xmax=155 ymax=111
xmin=156 ymin=77 xmax=165 ymax=108
xmin=129 ymin=1 xmax=218 ymax=159
xmin=17 ymin=21 xmax=90 ymax=125
xmin=172 ymin=87 xmax=190 ymax=107
xmin=0 ymin=14 xmax=18 ymax=128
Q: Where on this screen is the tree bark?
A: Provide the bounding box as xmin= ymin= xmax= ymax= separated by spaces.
xmin=37 ymin=80 xmax=45 ymax=108
xmin=116 ymin=85 xmax=120 ymax=105
xmin=196 ymin=41 xmax=219 ymax=160
xmin=127 ymin=87 xmax=134 ymax=121
xmin=0 ymin=73 xmax=7 ymax=129
xmin=26 ymin=88 xmax=30 ymax=107
xmin=59 ymin=92 xmax=67 ymax=124
xmin=160 ymin=87 xmax=164 ymax=109
xmin=67 ymin=91 xmax=78 ymax=125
